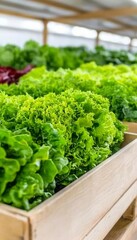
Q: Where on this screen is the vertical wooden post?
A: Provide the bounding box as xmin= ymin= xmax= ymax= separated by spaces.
xmin=43 ymin=20 xmax=48 ymax=45
xmin=95 ymin=31 xmax=100 ymax=46
xmin=128 ymin=38 xmax=132 ymax=51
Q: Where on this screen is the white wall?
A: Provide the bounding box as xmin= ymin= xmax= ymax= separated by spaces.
xmin=98 ymin=40 xmax=129 ymax=50
xmin=0 ymin=26 xmax=95 ymax=49
xmin=48 ymin=33 xmax=95 ymax=49
xmin=0 ymin=27 xmax=43 ymax=46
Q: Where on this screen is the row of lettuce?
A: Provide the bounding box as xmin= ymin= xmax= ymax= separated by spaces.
xmin=0 ymin=61 xmax=133 ymax=210
xmin=0 ymin=90 xmax=125 ymax=210
xmin=1 ymin=40 xmax=137 ymax=70
xmin=1 ymin=62 xmax=137 ymax=122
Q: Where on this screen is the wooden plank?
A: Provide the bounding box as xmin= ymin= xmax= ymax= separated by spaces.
xmin=121 ymin=132 xmax=137 ymax=147
xmin=49 ymin=7 xmax=137 ymax=23
xmin=134 ymin=198 xmax=137 ymax=218
xmin=90 ymin=1 xmax=135 ymax=28
xmin=123 ymin=198 xmax=137 ymax=221
xmin=83 ymin=181 xmax=137 ymax=240
xmin=0 ymin=203 xmax=29 ymax=217
xmin=43 ymin=20 xmax=48 ymax=44
xmin=27 ymin=138 xmax=137 ymax=240
xmin=123 ymin=122 xmax=137 ymax=134
xmin=104 ymin=217 xmax=137 ymax=240
xmin=0 ymin=207 xmax=29 ymax=240
xmin=95 ymin=31 xmax=100 ymax=46
xmin=129 ymin=38 xmax=133 ymax=51
xmin=0 ymin=9 xmax=43 ymax=20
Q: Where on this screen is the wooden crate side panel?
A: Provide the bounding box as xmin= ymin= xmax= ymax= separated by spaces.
xmin=104 ymin=216 xmax=137 ymax=240
xmin=0 ymin=208 xmax=29 ymax=240
xmin=123 ymin=198 xmax=137 ymax=220
xmin=29 ymin=140 xmax=137 ymax=240
xmin=83 ymin=181 xmax=137 ymax=240
xmin=123 ymin=122 xmax=137 ymax=134
xmin=0 ymin=203 xmax=29 ymax=217
xmin=122 ymin=133 xmax=137 ymax=147
xmin=134 ymin=198 xmax=137 ymax=218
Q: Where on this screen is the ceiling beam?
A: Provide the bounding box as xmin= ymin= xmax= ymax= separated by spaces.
xmin=0 ymin=9 xmax=43 ymax=20
xmin=0 ymin=9 xmax=134 ymax=38
xmin=30 ymin=0 xmax=136 ymax=31
xmin=0 ymin=4 xmax=136 ymax=38
xmin=0 ymin=7 xmax=117 ymax=32
xmin=90 ymin=0 xmax=133 ymax=27
xmin=90 ymin=0 xmax=137 ymax=29
xmin=31 ymin=1 xmax=134 ymax=29
xmin=31 ymin=0 xmax=136 ymax=30
xmin=30 ymin=0 xmax=85 ymax=13
xmin=49 ymin=7 xmax=137 ymax=23
xmin=0 ymin=1 xmax=135 ymax=32
xmin=0 ymin=2 xmax=54 ymax=17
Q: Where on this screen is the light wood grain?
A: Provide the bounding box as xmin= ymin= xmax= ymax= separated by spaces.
xmin=49 ymin=7 xmax=137 ymax=23
xmin=28 ymin=137 xmax=137 ymax=240
xmin=104 ymin=216 xmax=137 ymax=240
xmin=0 ymin=9 xmax=43 ymax=20
xmin=83 ymin=181 xmax=137 ymax=240
xmin=95 ymin=31 xmax=100 ymax=46
xmin=123 ymin=198 xmax=137 ymax=220
xmin=134 ymin=198 xmax=137 ymax=218
xmin=122 ymin=132 xmax=137 ymax=147
xmin=43 ymin=20 xmax=48 ymax=44
xmin=124 ymin=122 xmax=137 ymax=134
xmin=0 ymin=203 xmax=28 ymax=216
xmin=0 ymin=208 xmax=29 ymax=240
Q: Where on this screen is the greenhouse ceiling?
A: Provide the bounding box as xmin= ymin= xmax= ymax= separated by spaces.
xmin=0 ymin=0 xmax=137 ymax=38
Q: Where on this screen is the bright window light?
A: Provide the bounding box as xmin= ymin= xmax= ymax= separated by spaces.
xmin=0 ymin=16 xmax=8 ymax=26
xmin=131 ymin=39 xmax=137 ymax=47
xmin=20 ymin=20 xmax=43 ymax=31
xmin=99 ymin=32 xmax=131 ymax=45
xmin=48 ymin=22 xmax=72 ymax=35
xmin=72 ymin=26 xmax=97 ymax=39
xmin=132 ymin=0 xmax=137 ymax=3
xmin=0 ymin=14 xmax=43 ymax=31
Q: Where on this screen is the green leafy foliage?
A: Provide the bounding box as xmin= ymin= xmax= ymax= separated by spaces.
xmin=0 ymin=41 xmax=91 ymax=70
xmin=80 ymin=62 xmax=137 ymax=121
xmin=89 ymin=46 xmax=137 ymax=65
xmin=1 ymin=62 xmax=137 ymax=122
xmin=0 ymin=90 xmax=125 ymax=199
xmin=0 ymin=125 xmax=68 ymax=210
xmin=0 ymin=43 xmax=128 ymax=210
xmin=0 ymin=65 xmax=98 ymax=98
xmin=1 ymin=41 xmax=137 ymax=70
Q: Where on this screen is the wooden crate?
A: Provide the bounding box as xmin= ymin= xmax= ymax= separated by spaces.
xmin=124 ymin=121 xmax=137 ymax=134
xmin=104 ymin=198 xmax=137 ymax=240
xmin=0 ymin=133 xmax=137 ymax=240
